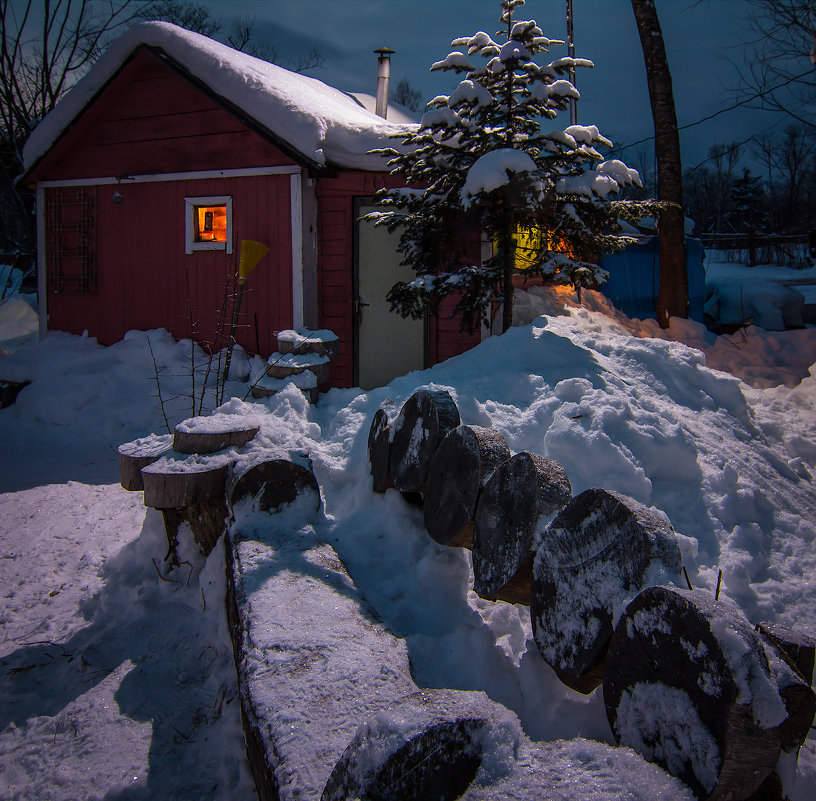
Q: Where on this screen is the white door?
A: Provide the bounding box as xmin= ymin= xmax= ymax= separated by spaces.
xmin=356 ymin=204 xmax=424 ymax=390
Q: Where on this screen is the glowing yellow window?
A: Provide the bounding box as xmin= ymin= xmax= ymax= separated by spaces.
xmin=502 ymin=224 xmax=574 ymax=270
xmin=185 ymin=195 xmax=233 ymax=254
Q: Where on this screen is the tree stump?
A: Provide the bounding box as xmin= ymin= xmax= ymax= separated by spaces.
xmin=368 ymin=408 xmax=394 ymax=493
xmin=277 ymin=328 xmax=338 ymax=358
xmin=141 ymin=458 xmax=229 ymax=509
xmin=756 ymin=624 xmax=816 ymax=754
xmin=321 ymin=689 xmax=518 ymax=801
xmin=472 ymin=452 xmax=570 ymax=604
xmin=388 ymin=390 xmax=460 ymax=494
xmin=161 ymin=498 xmax=227 ymax=562
xmin=530 ymin=488 xmax=682 ymax=694
xmin=229 ymin=459 xmax=320 ymax=513
xmin=422 ymin=426 xmax=510 ymax=549
xmin=118 ymin=433 xmax=173 ymax=491
xmin=173 ymin=418 xmax=259 ymax=454
xmin=604 ymin=586 xmax=786 ymax=801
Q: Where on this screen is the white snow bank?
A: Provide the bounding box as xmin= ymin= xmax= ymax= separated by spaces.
xmin=24 ymin=22 xmax=415 ymax=173
xmin=0 ymin=296 xmax=38 ymax=354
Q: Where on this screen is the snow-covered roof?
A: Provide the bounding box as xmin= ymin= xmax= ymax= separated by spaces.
xmin=23 ymin=22 xmax=417 ymax=174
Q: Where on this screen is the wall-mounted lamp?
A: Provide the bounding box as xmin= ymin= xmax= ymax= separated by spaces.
xmin=112 ymin=190 xmax=123 ymax=205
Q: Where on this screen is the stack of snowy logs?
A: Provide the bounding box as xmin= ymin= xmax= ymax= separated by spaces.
xmin=250 ymin=328 xmax=338 ymax=403
xmin=117 ymin=414 xmax=318 ymax=560
xmin=369 ymin=389 xmax=816 ymax=801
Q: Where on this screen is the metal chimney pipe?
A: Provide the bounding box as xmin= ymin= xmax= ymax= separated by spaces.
xmin=374 ymin=46 xmax=395 ymax=118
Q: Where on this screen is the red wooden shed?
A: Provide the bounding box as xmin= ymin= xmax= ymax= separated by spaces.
xmin=21 ymin=22 xmax=481 ymax=390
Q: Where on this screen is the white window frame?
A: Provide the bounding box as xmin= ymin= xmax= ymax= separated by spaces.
xmin=185 ymin=195 xmax=233 ymax=254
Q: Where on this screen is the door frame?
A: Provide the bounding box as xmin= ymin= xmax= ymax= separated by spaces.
xmin=352 ymin=196 xmax=429 ymax=388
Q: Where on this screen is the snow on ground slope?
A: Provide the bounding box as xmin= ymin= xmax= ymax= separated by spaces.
xmin=1 ymin=299 xmax=815 ymax=799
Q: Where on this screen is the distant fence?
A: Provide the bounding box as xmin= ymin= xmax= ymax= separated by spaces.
xmin=698 ymin=232 xmax=813 ymax=268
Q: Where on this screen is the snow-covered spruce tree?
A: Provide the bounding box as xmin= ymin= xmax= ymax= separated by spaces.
xmin=369 ymin=0 xmax=660 ymax=333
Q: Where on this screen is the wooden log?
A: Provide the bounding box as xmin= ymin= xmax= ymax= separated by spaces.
xmin=756 ymin=625 xmax=816 ymax=754
xmin=161 ymin=498 xmax=227 ymax=562
xmin=423 ymin=426 xmax=511 ymax=549
xmin=530 ymin=488 xmax=682 ymax=694
xmin=173 ymin=418 xmax=259 ymax=454
xmin=0 ymin=379 xmax=29 ymax=409
xmin=141 ymin=458 xmax=229 ymax=509
xmin=118 ymin=433 xmax=174 ymax=491
xmin=229 ymin=459 xmax=320 ymax=513
xmin=321 ymin=689 xmax=518 ymax=801
xmin=277 ymin=329 xmax=338 ymax=358
xmin=471 ymin=452 xmax=571 ymax=604
xmin=604 ymin=586 xmax=784 ymax=801
xmin=368 ymin=408 xmax=394 ymax=493
xmin=388 ymin=390 xmax=460 ymax=494
xmin=756 ymin=623 xmax=815 ymax=685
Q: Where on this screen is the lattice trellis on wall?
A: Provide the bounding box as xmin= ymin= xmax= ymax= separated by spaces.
xmin=45 ymin=187 xmax=97 ymax=294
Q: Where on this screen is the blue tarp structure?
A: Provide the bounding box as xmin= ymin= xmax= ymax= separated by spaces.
xmin=598 ymin=236 xmax=705 ymax=323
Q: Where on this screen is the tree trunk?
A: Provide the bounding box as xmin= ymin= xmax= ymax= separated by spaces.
xmin=423 ymin=425 xmax=510 ymax=548
xmin=118 ymin=434 xmax=173 ymax=491
xmin=631 ymin=0 xmax=688 ymax=328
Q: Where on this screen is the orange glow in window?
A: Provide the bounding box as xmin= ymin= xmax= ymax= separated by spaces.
xmin=195 ymin=205 xmax=227 ymax=242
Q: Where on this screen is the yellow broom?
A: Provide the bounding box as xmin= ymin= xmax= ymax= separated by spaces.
xmin=222 ymin=240 xmax=269 ymax=393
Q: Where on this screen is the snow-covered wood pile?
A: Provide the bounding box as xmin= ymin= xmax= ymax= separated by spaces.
xmin=250 ymin=329 xmax=339 ymax=404
xmin=225 ymin=478 xmax=693 ymax=801
xmin=369 ymin=389 xmax=816 ymax=800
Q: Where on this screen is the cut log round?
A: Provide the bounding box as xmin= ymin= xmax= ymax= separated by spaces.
xmin=423 ymin=426 xmax=511 ymax=549
xmin=756 ymin=623 xmax=816 ymax=686
xmin=368 ymin=408 xmax=394 ymax=493
xmin=756 ymin=625 xmax=816 ymax=753
xmin=118 ymin=433 xmax=173 ymax=491
xmin=388 ymin=390 xmax=460 ymax=494
xmin=229 ymin=459 xmax=320 ymax=513
xmin=141 ymin=459 xmax=228 ymax=509
xmin=530 ymin=487 xmax=682 ymax=694
xmin=604 ymin=586 xmax=784 ymax=801
xmin=472 ymin=451 xmax=570 ymax=604
xmin=277 ymin=329 xmax=338 ymax=358
xmin=321 ymin=689 xmax=518 ymax=801
xmin=173 ymin=418 xmax=259 ymax=454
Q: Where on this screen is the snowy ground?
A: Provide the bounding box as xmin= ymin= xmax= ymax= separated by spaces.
xmin=1 ymin=290 xmax=815 ymax=800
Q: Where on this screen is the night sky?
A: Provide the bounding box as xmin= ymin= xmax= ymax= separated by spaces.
xmin=202 ymin=0 xmax=790 ymax=172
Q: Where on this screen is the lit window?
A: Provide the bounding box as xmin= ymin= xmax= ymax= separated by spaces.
xmin=185 ymin=195 xmax=233 ymax=253
xmin=504 ymin=224 xmax=574 ymax=271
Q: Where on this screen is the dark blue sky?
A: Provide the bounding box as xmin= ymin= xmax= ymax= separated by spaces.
xmin=205 ymin=0 xmax=787 ymax=174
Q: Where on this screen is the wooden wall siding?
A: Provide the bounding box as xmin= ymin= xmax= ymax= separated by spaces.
xmin=46 ymin=174 xmax=292 ymax=356
xmin=430 ymin=295 xmax=482 ymax=365
xmin=28 ymin=49 xmax=295 ymax=183
xmin=316 ymin=172 xmax=486 ymax=388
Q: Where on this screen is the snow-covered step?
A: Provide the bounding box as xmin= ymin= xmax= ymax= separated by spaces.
xmin=276 ymin=328 xmax=338 ymax=358
xmin=265 ymin=350 xmax=330 ymax=384
xmin=249 ymin=369 xmax=318 ymax=403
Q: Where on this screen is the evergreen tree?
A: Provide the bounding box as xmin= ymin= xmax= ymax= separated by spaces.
xmin=370 ymin=0 xmax=659 ymax=333
xmin=728 ymin=168 xmax=765 ymax=233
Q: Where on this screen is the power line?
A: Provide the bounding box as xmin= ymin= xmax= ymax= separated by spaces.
xmin=614 ymin=66 xmax=815 ymax=155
